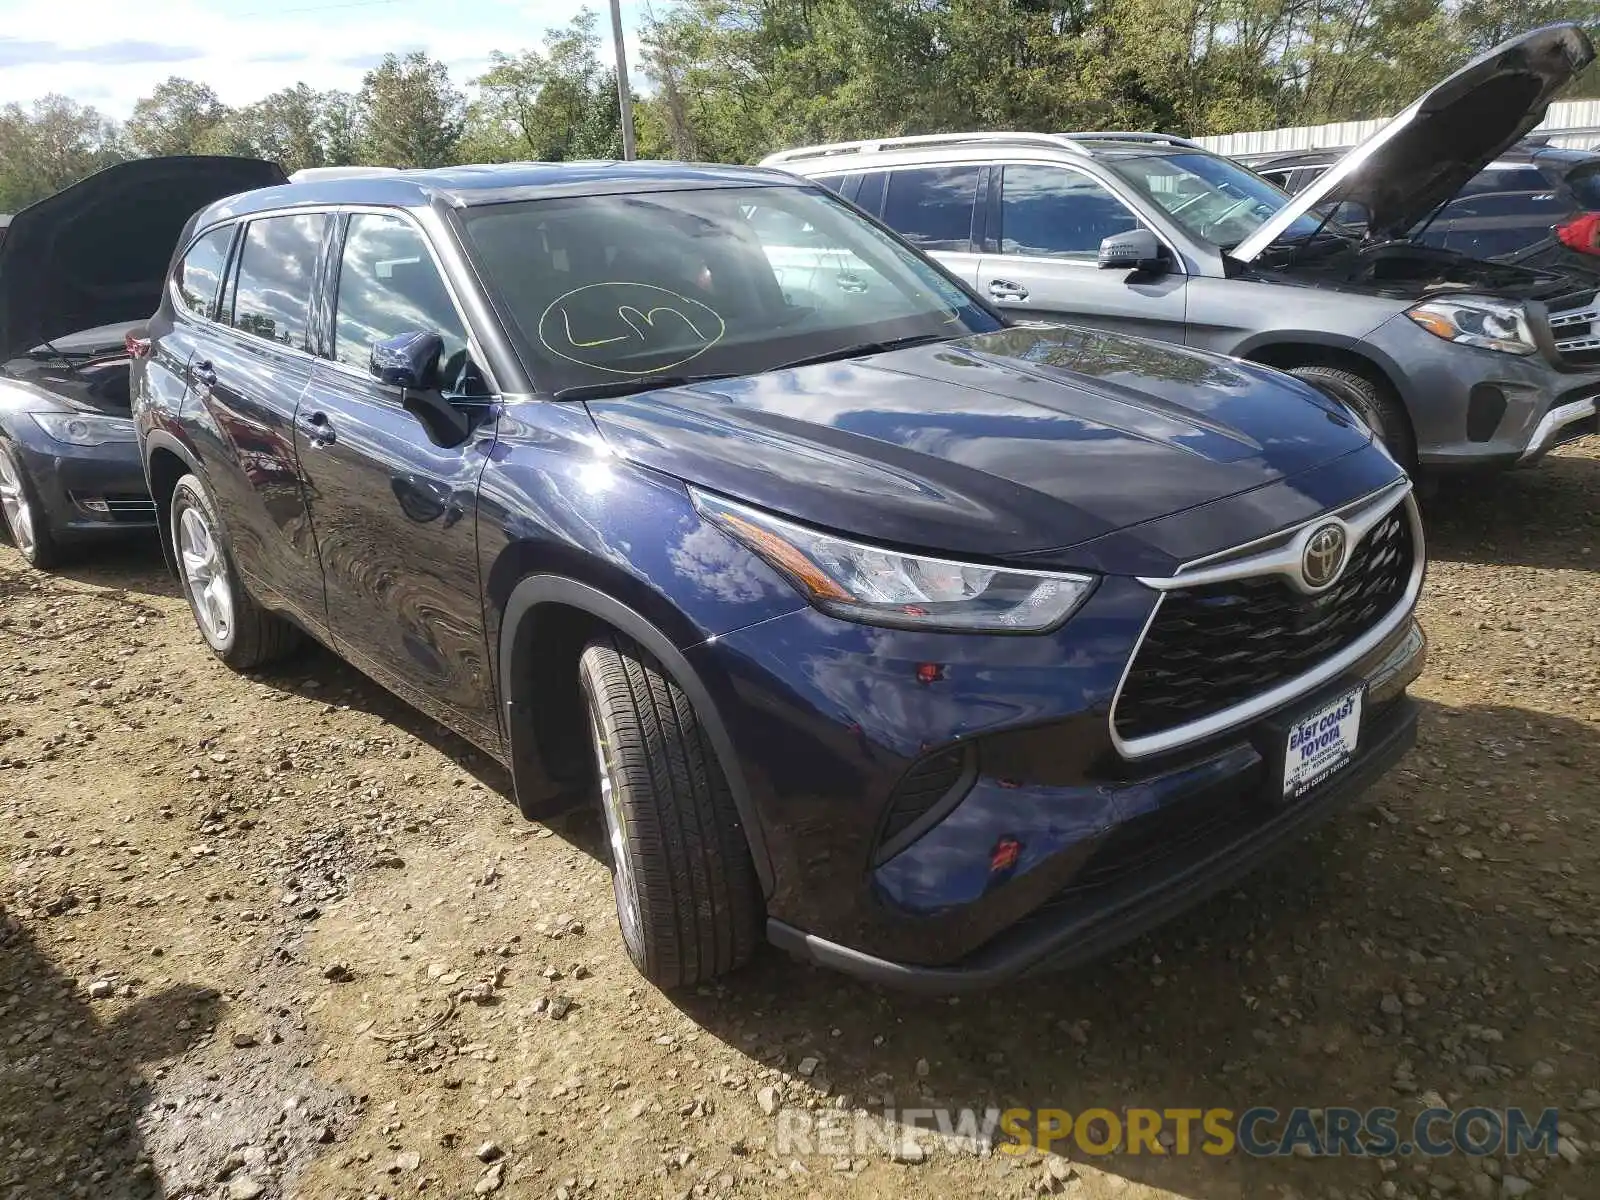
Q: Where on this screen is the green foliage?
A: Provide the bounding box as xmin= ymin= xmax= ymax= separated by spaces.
xmin=194 ymin=85 xmax=352 ymax=174
xmin=461 ymin=8 xmax=625 ymax=162
xmin=124 ymin=78 xmax=228 ymax=157
xmin=0 ymin=95 xmax=123 ymax=212
xmin=1 ymin=1 xmax=1597 ymax=213
xmin=356 ymin=52 xmax=467 ymax=168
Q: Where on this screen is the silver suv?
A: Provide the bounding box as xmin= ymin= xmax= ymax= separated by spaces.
xmin=762 ymin=24 xmax=1600 ymax=472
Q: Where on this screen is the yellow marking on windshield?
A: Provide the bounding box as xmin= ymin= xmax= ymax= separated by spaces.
xmin=538 ymin=281 xmax=727 ymax=377
xmin=562 ymin=308 xmax=630 ymax=348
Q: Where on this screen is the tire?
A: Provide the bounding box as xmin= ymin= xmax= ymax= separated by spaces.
xmin=170 ymin=473 xmax=300 ymax=669
xmin=578 ymin=633 xmax=761 ymax=988
xmin=1289 ymin=364 xmax=1416 ymax=468
xmin=0 ymin=443 xmax=63 ymax=569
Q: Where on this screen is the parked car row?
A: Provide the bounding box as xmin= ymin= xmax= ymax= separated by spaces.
xmin=0 ymin=25 xmax=1591 ymax=994
xmin=761 ymin=26 xmax=1600 ymax=474
xmin=1250 ymin=139 xmax=1600 ymax=279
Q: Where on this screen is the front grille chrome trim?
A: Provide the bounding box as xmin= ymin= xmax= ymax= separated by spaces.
xmin=1110 ymin=484 xmax=1424 ymax=761
xmin=1134 ymin=477 xmax=1410 ymax=594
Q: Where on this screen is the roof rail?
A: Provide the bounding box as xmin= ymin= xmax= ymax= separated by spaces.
xmin=287 ymin=165 xmax=403 ymax=183
xmin=760 ymin=131 xmax=1089 ymax=166
xmin=1060 ymin=131 xmax=1205 ymax=150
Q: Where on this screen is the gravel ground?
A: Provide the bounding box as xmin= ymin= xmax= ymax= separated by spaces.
xmin=2 ymin=442 xmax=1599 ymax=1200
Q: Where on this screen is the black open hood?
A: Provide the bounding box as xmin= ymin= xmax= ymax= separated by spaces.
xmin=1237 ymin=24 xmax=1595 ymax=260
xmin=0 ymin=156 xmax=287 ymax=362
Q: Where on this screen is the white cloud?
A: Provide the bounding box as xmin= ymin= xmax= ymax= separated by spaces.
xmin=0 ymin=0 xmax=648 ymax=117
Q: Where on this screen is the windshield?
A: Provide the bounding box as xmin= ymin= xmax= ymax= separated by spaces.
xmin=1105 ymin=152 xmax=1328 ymax=249
xmin=458 ymin=185 xmax=1001 ymax=394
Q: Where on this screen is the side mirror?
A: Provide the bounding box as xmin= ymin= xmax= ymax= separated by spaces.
xmin=371 ymin=330 xmax=470 ymax=447
xmin=370 ymin=329 xmax=445 ymax=390
xmin=1098 ymin=228 xmax=1167 ymax=273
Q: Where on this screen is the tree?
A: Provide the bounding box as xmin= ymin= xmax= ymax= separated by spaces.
xmin=195 ymin=85 xmax=352 ymax=173
xmin=356 ymin=52 xmax=466 ymax=168
xmin=0 ymin=95 xmax=123 ymax=212
xmin=125 ymin=78 xmax=228 ymax=157
xmin=318 ymin=91 xmax=363 ymax=166
xmin=461 ymin=8 xmax=623 ymax=163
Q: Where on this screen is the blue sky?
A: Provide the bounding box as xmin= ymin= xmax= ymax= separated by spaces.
xmin=0 ymin=0 xmax=650 ymax=116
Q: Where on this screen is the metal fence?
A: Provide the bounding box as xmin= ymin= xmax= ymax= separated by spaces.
xmin=1196 ymin=99 xmax=1600 ymax=161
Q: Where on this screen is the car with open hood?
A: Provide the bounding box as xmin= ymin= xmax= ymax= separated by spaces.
xmin=134 ymin=159 xmax=1424 ymax=991
xmin=1249 ymin=138 xmax=1600 ymax=281
xmin=763 ymin=24 xmax=1600 ymax=473
xmin=0 ymin=155 xmax=285 ymax=567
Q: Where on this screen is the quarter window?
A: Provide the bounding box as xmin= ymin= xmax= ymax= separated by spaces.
xmin=229 ymin=214 xmax=324 ymax=349
xmin=999 ymin=165 xmax=1140 ymax=258
xmin=333 ymin=213 xmax=469 ymax=381
xmin=882 ymin=166 xmax=979 ymax=252
xmin=175 ymin=227 xmax=234 ymax=319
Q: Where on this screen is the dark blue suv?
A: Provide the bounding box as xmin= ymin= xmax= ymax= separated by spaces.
xmin=133 ymin=162 xmax=1426 ymax=991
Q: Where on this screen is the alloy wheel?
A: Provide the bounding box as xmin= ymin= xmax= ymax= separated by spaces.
xmin=590 ymin=709 xmax=644 ymax=954
xmin=0 ymin=453 xmax=37 ymax=560
xmin=178 ymin=505 xmax=234 ymax=646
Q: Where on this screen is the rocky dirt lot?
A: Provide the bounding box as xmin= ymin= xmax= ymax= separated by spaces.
xmin=3 ymin=443 xmax=1599 ymax=1200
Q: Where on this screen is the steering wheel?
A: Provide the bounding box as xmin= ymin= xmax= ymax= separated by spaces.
xmin=1199 ymin=197 xmax=1271 ymax=242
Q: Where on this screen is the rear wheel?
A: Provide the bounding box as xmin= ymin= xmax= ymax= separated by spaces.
xmin=577 ymin=633 xmax=761 ymax=988
xmin=1289 ymin=364 xmax=1416 ymax=468
xmin=0 ymin=445 xmax=62 ymax=569
xmin=170 ymin=473 xmax=300 ymax=669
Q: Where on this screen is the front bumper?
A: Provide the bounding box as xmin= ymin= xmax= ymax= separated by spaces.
xmin=1361 ymin=313 xmax=1600 ymax=468
xmin=773 ymin=691 xmax=1416 ymax=993
xmin=12 ymin=431 xmax=154 ymax=538
xmin=690 ymin=550 xmax=1426 ymax=987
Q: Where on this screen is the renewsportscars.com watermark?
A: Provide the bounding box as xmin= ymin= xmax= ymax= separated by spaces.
xmin=775 ymin=1106 xmax=1564 ymax=1159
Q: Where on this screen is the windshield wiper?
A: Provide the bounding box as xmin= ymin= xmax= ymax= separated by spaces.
xmin=772 ymin=332 xmax=956 ymax=372
xmin=554 ymin=373 xmax=740 ymax=402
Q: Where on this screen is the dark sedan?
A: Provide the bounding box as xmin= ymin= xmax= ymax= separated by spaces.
xmin=0 ymin=156 xmax=285 ymax=567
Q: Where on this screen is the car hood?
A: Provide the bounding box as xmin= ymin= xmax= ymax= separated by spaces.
xmin=584 ymin=325 xmax=1377 ymax=562
xmin=0 ymin=156 xmax=288 ymax=362
xmin=1236 ymin=23 xmax=1595 ymax=260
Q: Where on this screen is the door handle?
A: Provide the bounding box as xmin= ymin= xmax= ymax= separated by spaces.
xmin=192 ymin=361 xmax=217 ymax=388
xmin=988 ymin=279 xmax=1030 ymax=301
xmin=297 ymin=410 xmax=336 ymax=447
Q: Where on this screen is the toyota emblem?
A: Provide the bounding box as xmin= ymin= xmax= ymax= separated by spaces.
xmin=1301 ymin=523 xmax=1347 ymax=589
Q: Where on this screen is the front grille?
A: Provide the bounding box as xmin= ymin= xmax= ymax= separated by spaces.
xmin=1114 ymin=505 xmax=1414 ymax=744
xmin=1548 ymin=295 xmax=1600 ymax=362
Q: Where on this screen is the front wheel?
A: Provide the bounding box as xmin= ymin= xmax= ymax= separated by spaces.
xmin=170 ymin=473 xmax=300 ymax=669
xmin=0 ymin=445 xmax=62 ymax=569
xmin=1289 ymin=364 xmax=1416 ymax=468
xmin=577 ymin=633 xmax=761 ymax=988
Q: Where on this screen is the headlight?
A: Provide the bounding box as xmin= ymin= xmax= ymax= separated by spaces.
xmin=692 ymin=489 xmax=1097 ymax=633
xmin=29 ymin=412 xmax=136 ymax=446
xmin=1405 ymin=296 xmax=1536 ymax=355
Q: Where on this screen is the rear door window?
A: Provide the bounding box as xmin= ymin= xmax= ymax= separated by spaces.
xmin=881 ymin=165 xmax=980 ymax=251
xmin=998 ymin=164 xmax=1141 ymax=259
xmin=228 ymin=214 xmax=325 ymax=350
xmin=175 ymin=227 xmax=236 ymax=319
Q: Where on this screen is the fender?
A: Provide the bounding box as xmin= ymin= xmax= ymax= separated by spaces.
xmin=497 ymin=575 xmax=776 ymax=896
xmin=1233 ymin=331 xmax=1417 ymax=408
xmin=140 ymin=427 xmax=208 ymax=577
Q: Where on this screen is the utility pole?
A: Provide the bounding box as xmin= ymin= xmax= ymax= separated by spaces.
xmin=609 ymin=0 xmax=637 ymax=159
